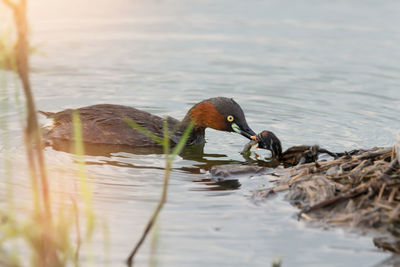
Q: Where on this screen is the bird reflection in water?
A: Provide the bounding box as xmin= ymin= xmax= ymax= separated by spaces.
xmin=48 ymin=138 xmax=261 ymax=191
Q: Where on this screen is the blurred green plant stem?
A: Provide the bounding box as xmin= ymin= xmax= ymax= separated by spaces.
xmin=125 ymin=119 xmax=194 ymax=266
xmin=0 ymin=0 xmax=96 ymax=266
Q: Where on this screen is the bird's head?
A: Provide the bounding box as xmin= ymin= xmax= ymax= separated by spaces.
xmin=185 ymin=97 xmax=256 ymax=140
xmin=256 ymin=130 xmax=282 ymax=158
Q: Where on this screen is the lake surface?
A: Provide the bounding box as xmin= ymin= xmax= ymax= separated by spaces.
xmin=1 ymin=0 xmax=400 ymax=266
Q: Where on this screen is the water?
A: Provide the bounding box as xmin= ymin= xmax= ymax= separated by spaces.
xmin=1 ymin=0 xmax=400 ymax=266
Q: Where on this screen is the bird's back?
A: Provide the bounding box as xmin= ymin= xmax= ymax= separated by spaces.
xmin=42 ymin=104 xmax=180 ymax=147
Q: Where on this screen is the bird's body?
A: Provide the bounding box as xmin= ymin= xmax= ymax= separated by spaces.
xmin=248 ymin=130 xmax=339 ymax=166
xmin=40 ymin=97 xmax=256 ymax=148
xmin=42 ymin=104 xmax=183 ymax=147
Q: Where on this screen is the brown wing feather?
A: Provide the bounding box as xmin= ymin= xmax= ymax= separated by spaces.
xmin=44 ymin=104 xmax=180 ymax=147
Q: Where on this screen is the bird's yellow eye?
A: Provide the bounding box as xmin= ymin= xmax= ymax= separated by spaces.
xmin=227 ymin=115 xmax=234 ymax=122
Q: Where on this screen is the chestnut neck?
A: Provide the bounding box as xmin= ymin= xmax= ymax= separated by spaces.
xmin=172 ymin=101 xmax=226 ymax=146
xmin=170 ymin=105 xmax=207 ymax=146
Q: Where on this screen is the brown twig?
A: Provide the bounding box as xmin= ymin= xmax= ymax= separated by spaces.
xmin=126 ymin=162 xmax=172 ymax=266
xmin=299 ymin=158 xmax=400 ymax=217
xmin=299 ymin=183 xmax=368 ymax=217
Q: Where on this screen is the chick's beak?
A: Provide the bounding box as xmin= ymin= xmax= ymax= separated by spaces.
xmin=232 ymin=123 xmax=257 ymax=141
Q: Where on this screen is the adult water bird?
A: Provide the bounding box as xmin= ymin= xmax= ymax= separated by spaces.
xmin=39 ymin=97 xmax=257 ymax=148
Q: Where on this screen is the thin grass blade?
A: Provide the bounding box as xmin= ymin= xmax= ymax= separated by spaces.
xmin=72 ymin=110 xmax=95 ymax=239
xmin=124 ymin=118 xmax=163 ymax=145
xmin=170 ymin=121 xmax=194 ymax=161
xmin=162 ymin=119 xmax=170 ymax=155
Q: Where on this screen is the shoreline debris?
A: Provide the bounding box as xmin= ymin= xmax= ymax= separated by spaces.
xmin=262 ymin=138 xmax=399 ymax=253
xmin=223 ymin=131 xmax=400 ymax=253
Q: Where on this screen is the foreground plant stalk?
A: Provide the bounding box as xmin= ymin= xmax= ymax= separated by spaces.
xmin=2 ymin=0 xmax=51 ymax=220
xmin=125 ymin=119 xmax=193 ymax=266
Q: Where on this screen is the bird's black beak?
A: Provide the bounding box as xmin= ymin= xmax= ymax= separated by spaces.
xmin=232 ymin=123 xmax=256 ymax=141
xmin=240 ymin=127 xmax=257 ymax=140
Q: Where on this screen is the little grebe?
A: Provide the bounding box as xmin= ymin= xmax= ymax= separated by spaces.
xmin=244 ymin=130 xmax=339 ymax=166
xmin=40 ymin=97 xmax=256 ymax=147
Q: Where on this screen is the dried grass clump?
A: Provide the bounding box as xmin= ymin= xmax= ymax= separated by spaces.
xmin=266 ymin=143 xmax=400 ymax=253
